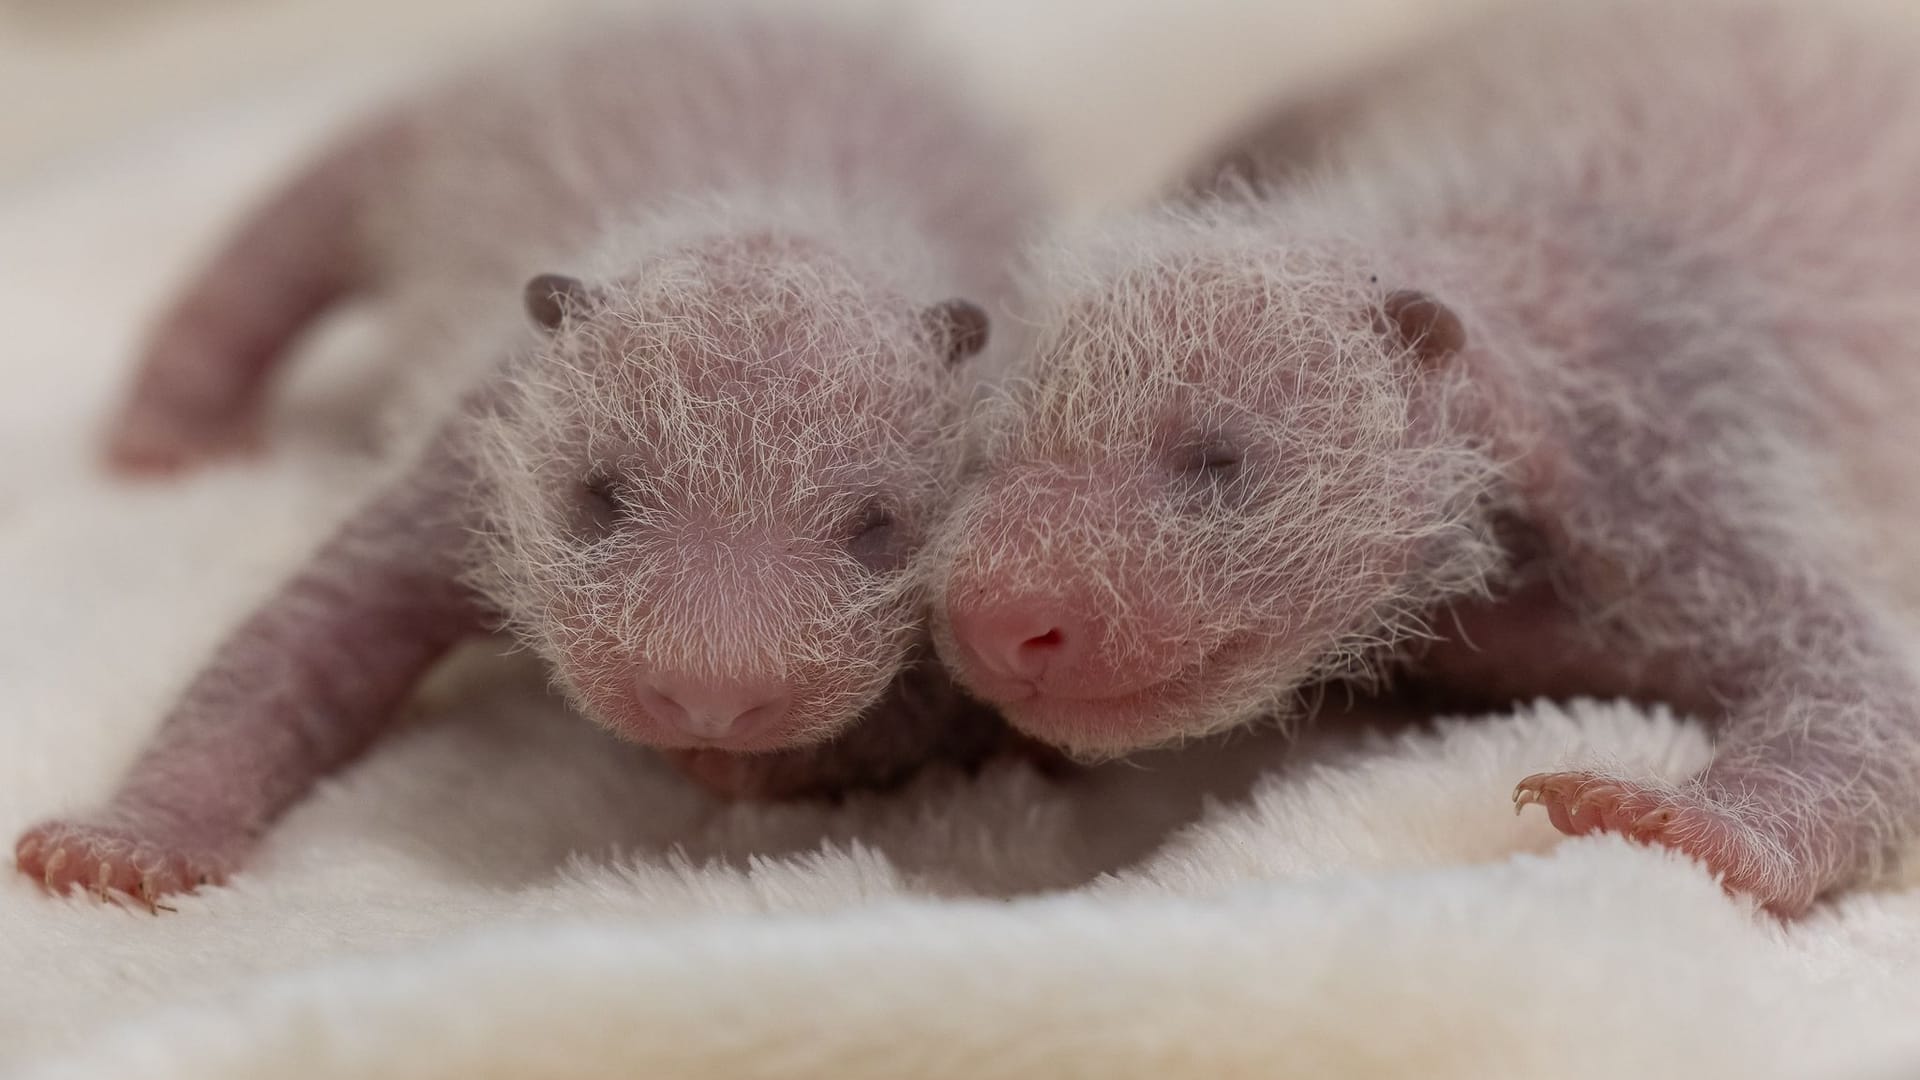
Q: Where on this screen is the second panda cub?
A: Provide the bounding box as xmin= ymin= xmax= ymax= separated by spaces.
xmin=930 ymin=0 xmax=1920 ymax=914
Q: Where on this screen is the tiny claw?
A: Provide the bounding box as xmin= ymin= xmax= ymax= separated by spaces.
xmin=1630 ymin=808 xmax=1676 ymax=834
xmin=42 ymin=847 xmax=68 ymax=885
xmin=1513 ymin=787 xmax=1541 ymax=814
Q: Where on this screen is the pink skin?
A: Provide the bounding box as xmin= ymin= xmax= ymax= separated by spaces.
xmin=22 ymin=259 xmax=995 ymax=904
xmin=943 ymin=255 xmax=1913 ymax=919
xmin=1511 ymin=773 xmax=1794 ymax=908
xmin=24 ymin=11 xmax=1040 ymax=903
xmin=474 ymin=256 xmax=984 ymax=753
xmin=937 ymin=269 xmax=1462 ymax=754
xmin=103 ymin=128 xmax=384 ymax=475
xmin=933 ymin=1 xmax=1920 ymax=913
xmin=17 ymin=442 xmax=481 ymax=904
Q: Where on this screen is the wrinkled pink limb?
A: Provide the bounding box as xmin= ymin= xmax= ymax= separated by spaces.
xmin=16 ymin=445 xmax=484 ymax=903
xmin=104 ymin=124 xmax=387 ymax=475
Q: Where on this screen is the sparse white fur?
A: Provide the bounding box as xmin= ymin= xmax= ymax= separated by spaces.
xmin=12 ymin=1 xmax=1042 ymax=902
xmin=467 ymin=202 xmax=967 ymax=738
xmin=940 ymin=208 xmax=1506 ymax=744
xmin=348 ymin=5 xmax=1041 ymax=745
xmin=934 ymin=0 xmax=1920 ymax=909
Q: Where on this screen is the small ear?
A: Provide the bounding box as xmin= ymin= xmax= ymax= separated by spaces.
xmin=922 ymin=299 xmax=990 ymax=365
xmin=524 ymin=273 xmax=595 ymax=332
xmin=1379 ymin=289 xmax=1466 ymax=366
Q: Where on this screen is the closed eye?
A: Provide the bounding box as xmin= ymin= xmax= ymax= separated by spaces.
xmin=580 ymin=470 xmax=625 ymax=534
xmin=1172 ymin=440 xmax=1243 ymax=479
xmin=1165 ymin=435 xmax=1252 ymax=512
xmin=844 ymin=499 xmax=906 ymax=570
xmin=1196 ymin=446 xmax=1241 ymax=474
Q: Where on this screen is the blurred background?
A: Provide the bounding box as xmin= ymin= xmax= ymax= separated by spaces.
xmin=0 ymin=0 xmax=1505 ymax=202
xmin=0 ymin=0 xmax=597 ymax=185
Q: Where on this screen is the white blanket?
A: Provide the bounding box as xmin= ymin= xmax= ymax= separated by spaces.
xmin=4 ymin=1 xmax=1920 ymax=1077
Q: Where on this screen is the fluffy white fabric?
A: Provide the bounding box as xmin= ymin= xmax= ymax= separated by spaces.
xmin=4 ymin=1 xmax=1920 ymax=1077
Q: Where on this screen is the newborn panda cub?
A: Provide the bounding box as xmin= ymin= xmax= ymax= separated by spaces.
xmin=932 ymin=0 xmax=1920 ymax=914
xmin=14 ymin=7 xmax=1041 ymax=904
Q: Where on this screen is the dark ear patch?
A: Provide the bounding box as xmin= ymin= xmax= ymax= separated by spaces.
xmin=1380 ymin=289 xmax=1466 ymax=366
xmin=524 ymin=273 xmax=595 ymax=332
xmin=922 ymin=299 xmax=991 ymax=365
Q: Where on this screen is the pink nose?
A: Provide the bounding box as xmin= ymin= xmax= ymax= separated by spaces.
xmin=638 ymin=675 xmax=790 ymax=741
xmin=949 ymin=605 xmax=1085 ymax=687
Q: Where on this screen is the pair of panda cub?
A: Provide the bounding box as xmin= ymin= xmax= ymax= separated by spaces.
xmin=19 ymin=0 xmax=1920 ymax=916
